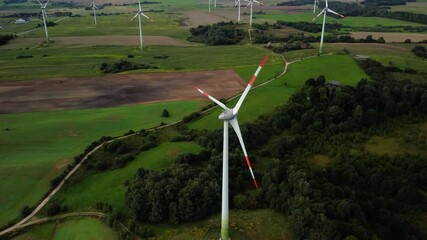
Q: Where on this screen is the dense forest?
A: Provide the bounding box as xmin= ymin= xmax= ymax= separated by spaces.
xmin=188 ymin=21 xmax=245 ymax=45
xmin=125 ymin=57 xmax=427 ymax=239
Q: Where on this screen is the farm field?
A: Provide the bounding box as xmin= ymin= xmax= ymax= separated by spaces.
xmin=52 ymin=142 xmax=202 ymax=213
xmin=11 ymin=217 xmax=118 ymax=240
xmin=0 ymin=45 xmax=277 ymax=81
xmin=390 ymin=2 xmax=427 ymax=14
xmin=350 ymin=32 xmax=427 ymax=43
xmin=189 ymin=54 xmax=370 ymax=130
xmin=283 ymin=43 xmax=427 ymax=73
xmin=256 ymin=12 xmax=427 ymax=27
xmin=0 ymin=100 xmax=202 ymax=227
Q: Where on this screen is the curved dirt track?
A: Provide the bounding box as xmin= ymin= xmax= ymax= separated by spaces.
xmin=0 ymin=69 xmax=247 ymax=114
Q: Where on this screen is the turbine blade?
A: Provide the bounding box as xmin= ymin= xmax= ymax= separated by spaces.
xmin=245 ymin=1 xmax=250 ymax=8
xmin=327 ymin=8 xmax=344 ymax=18
xmin=313 ymin=8 xmax=325 ymax=21
xmin=230 ymin=118 xmax=259 ymax=189
xmin=131 ymin=13 xmax=139 ymax=21
xmin=138 ymin=0 xmax=142 ymax=11
xmin=193 ymin=86 xmax=228 ymax=110
xmin=141 ymin=12 xmax=153 ymax=21
xmin=253 ymin=0 xmax=260 ymax=3
xmin=233 ymin=54 xmax=268 ymax=114
xmin=37 ymin=0 xmax=43 ymax=7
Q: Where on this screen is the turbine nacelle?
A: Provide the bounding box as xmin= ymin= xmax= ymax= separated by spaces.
xmin=218 ymin=109 xmax=235 ymax=121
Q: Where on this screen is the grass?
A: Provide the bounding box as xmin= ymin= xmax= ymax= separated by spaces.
xmin=364 ymin=136 xmax=405 ymax=156
xmin=11 ymin=217 xmax=118 ymax=240
xmin=0 ymin=101 xmax=202 ymax=227
xmin=11 ymin=222 xmax=56 ymax=240
xmin=390 ymin=2 xmax=427 ymax=14
xmin=256 ymin=12 xmax=426 ymax=27
xmin=309 ymin=154 xmax=333 ymax=167
xmin=0 ymin=45 xmax=274 ymax=81
xmin=285 ymin=43 xmax=427 ymax=73
xmin=189 ymin=54 xmax=369 ymax=130
xmin=53 ymin=217 xmax=118 ymax=240
xmin=150 ymin=209 xmax=291 ymax=240
xmin=52 ymin=142 xmax=202 ymax=213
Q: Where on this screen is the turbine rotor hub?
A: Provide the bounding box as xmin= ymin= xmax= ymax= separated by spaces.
xmin=218 ymin=109 xmax=235 ymax=121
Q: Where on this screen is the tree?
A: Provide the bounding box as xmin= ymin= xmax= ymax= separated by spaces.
xmin=21 ymin=206 xmax=31 ymax=217
xmin=161 ymin=109 xmax=170 ymax=118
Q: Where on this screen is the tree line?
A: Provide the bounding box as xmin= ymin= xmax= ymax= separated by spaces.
xmin=0 ymin=34 xmax=16 ymax=46
xmin=188 ymin=21 xmax=245 ymax=45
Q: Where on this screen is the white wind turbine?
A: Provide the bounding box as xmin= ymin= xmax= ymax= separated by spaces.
xmin=245 ymin=0 xmax=261 ymax=29
xmin=37 ymin=0 xmax=49 ymax=42
xmin=235 ymin=0 xmax=241 ymax=22
xmin=194 ymin=55 xmax=268 ymax=240
xmin=313 ymin=0 xmax=320 ymax=13
xmin=312 ymin=0 xmax=344 ymax=54
xmin=90 ymin=0 xmax=98 ymax=26
xmin=131 ymin=0 xmax=153 ymax=52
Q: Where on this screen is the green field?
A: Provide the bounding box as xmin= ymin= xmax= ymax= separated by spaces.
xmin=0 ymin=45 xmax=276 ymax=81
xmin=0 ymin=101 xmax=201 ymax=227
xmin=52 ymin=142 xmax=202 ymax=212
xmin=282 ymin=43 xmax=427 ymax=73
xmin=256 ymin=12 xmax=426 ymax=27
xmin=11 ymin=217 xmax=118 ymax=240
xmin=390 ymin=2 xmax=427 ymax=14
xmin=190 ymin=54 xmax=370 ymax=130
xmin=150 ymin=209 xmax=291 ymax=240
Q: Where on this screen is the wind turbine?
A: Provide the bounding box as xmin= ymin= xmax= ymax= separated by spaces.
xmin=208 ymin=0 xmax=211 ymax=11
xmin=245 ymin=0 xmax=261 ymax=29
xmin=312 ymin=0 xmax=344 ymax=54
xmin=90 ymin=0 xmax=98 ymax=26
xmin=131 ymin=0 xmax=153 ymax=52
xmin=235 ymin=0 xmax=241 ymax=22
xmin=194 ymin=55 xmax=268 ymax=240
xmin=313 ymin=0 xmax=319 ymax=13
xmin=37 ymin=0 xmax=49 ymax=42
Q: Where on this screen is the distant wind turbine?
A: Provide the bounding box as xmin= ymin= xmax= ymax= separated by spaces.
xmin=244 ymin=0 xmax=261 ymax=29
xmin=131 ymin=0 xmax=153 ymax=52
xmin=194 ymin=54 xmax=268 ymax=240
xmin=90 ymin=0 xmax=98 ymax=26
xmin=312 ymin=0 xmax=344 ymax=54
xmin=313 ymin=0 xmax=320 ymax=13
xmin=37 ymin=0 xmax=49 ymax=42
xmin=235 ymin=0 xmax=241 ymax=22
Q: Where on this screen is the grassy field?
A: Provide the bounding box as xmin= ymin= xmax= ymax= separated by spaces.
xmin=0 ymin=100 xmax=202 ymax=227
xmin=256 ymin=12 xmax=426 ymax=27
xmin=190 ymin=53 xmax=369 ymax=130
xmin=52 ymin=142 xmax=202 ymax=212
xmin=0 ymin=45 xmax=276 ymax=81
xmin=283 ymin=43 xmax=427 ymax=73
xmin=150 ymin=209 xmax=291 ymax=240
xmin=11 ymin=217 xmax=118 ymax=240
xmin=390 ymin=2 xmax=427 ymax=14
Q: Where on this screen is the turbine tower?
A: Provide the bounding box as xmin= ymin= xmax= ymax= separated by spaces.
xmin=312 ymin=0 xmax=344 ymax=54
xmin=194 ymin=55 xmax=268 ymax=240
xmin=313 ymin=0 xmax=319 ymax=13
xmin=37 ymin=0 xmax=49 ymax=42
xmin=90 ymin=0 xmax=98 ymax=26
xmin=131 ymin=0 xmax=153 ymax=52
xmin=245 ymin=0 xmax=261 ymax=29
xmin=235 ymin=0 xmax=241 ymax=22
xmin=209 ymin=0 xmax=211 ymax=11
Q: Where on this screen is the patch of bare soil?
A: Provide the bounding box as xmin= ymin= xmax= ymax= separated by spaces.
xmin=0 ymin=69 xmax=247 ymax=113
xmin=351 ymin=32 xmax=427 ymax=43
